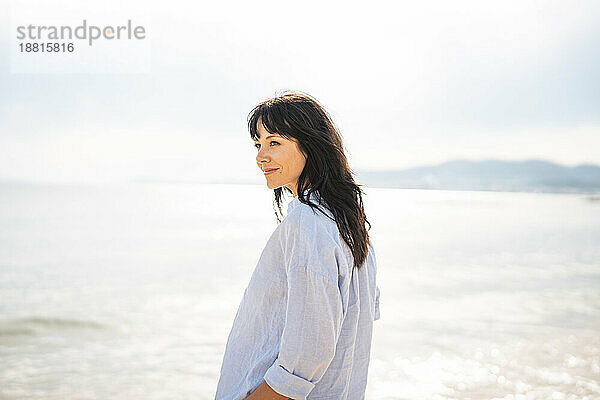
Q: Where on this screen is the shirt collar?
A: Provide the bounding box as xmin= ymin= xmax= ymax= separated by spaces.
xmin=286 ymin=189 xmax=326 ymax=214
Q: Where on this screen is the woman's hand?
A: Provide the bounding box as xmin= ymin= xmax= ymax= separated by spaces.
xmin=244 ymin=380 xmax=289 ymax=400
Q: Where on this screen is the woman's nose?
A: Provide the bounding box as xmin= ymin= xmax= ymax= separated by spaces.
xmin=256 ymin=147 xmax=270 ymax=164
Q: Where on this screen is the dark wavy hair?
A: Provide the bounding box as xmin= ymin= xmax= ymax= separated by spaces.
xmin=247 ymin=90 xmax=372 ymax=270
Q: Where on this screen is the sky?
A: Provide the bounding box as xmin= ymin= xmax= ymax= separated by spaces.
xmin=1 ymin=0 xmax=599 ymax=184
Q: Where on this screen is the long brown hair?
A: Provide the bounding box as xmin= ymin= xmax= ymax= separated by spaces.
xmin=248 ymin=90 xmax=372 ymax=270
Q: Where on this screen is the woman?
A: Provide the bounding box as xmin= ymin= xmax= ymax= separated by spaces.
xmin=215 ymin=90 xmax=380 ymax=400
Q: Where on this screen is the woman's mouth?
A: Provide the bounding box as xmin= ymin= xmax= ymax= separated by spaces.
xmin=264 ymin=168 xmax=279 ymax=175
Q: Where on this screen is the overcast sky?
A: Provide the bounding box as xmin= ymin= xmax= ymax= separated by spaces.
xmin=1 ymin=0 xmax=599 ymax=184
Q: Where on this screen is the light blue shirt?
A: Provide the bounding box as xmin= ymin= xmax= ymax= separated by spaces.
xmin=215 ymin=190 xmax=380 ymax=400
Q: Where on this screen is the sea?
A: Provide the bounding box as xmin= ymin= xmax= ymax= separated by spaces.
xmin=1 ymin=182 xmax=599 ymax=400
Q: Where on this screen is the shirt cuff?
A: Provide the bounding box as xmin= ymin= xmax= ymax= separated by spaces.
xmin=263 ymin=361 xmax=315 ymax=400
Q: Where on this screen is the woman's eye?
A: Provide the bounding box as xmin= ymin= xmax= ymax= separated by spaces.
xmin=254 ymin=141 xmax=280 ymax=149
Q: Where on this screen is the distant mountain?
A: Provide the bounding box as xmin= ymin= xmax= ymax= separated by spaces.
xmin=356 ymin=160 xmax=600 ymax=194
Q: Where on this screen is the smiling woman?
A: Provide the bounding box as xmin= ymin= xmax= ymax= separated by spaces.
xmin=214 ymin=90 xmax=380 ymax=400
xmin=253 ymin=122 xmax=307 ymax=197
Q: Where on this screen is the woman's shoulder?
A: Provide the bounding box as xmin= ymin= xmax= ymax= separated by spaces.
xmin=279 ymin=201 xmax=346 ymax=283
xmin=280 ymin=203 xmax=315 ymax=236
xmin=279 ymin=201 xmax=341 ymax=257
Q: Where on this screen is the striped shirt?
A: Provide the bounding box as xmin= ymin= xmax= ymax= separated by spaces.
xmin=215 ymin=190 xmax=380 ymax=399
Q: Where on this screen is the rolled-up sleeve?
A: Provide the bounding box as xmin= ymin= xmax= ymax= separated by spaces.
xmin=264 ymin=266 xmax=343 ymax=399
xmin=264 ymin=208 xmax=344 ymax=399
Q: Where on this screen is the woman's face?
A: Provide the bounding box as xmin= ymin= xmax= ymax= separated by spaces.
xmin=254 ymin=118 xmax=307 ymax=197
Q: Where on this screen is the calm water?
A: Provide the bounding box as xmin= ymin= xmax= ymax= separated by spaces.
xmin=1 ymin=183 xmax=599 ymax=400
